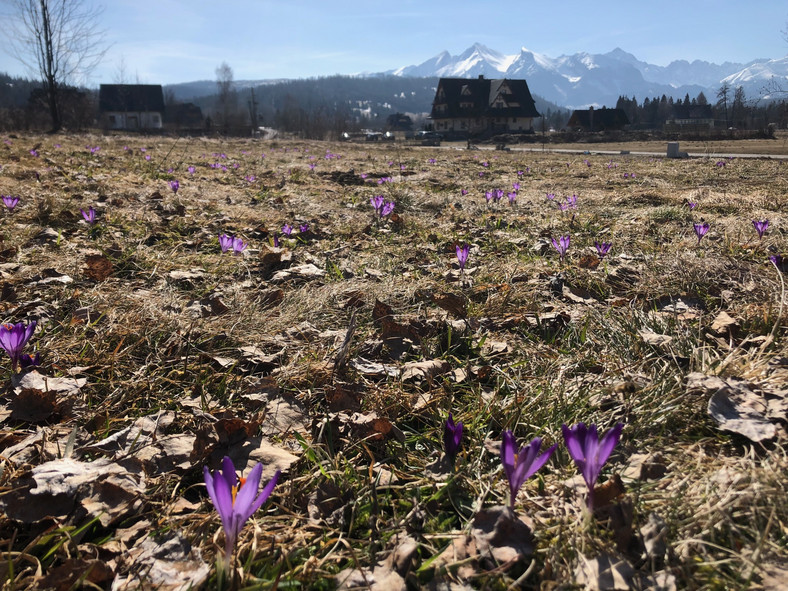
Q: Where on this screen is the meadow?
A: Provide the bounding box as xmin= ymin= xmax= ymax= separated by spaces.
xmin=0 ymin=134 xmax=787 ymax=590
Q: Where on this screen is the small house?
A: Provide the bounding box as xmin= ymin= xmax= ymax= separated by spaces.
xmin=99 ymin=84 xmax=165 ymax=130
xmin=665 ymin=104 xmax=714 ymax=132
xmin=430 ymin=76 xmax=540 ymax=136
xmin=567 ymin=107 xmax=629 ymax=132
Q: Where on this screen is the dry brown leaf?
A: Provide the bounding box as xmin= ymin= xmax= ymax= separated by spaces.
xmin=1 ymin=457 xmax=145 ymax=526
xmin=470 ymin=505 xmax=534 ymax=565
xmin=37 ymin=558 xmax=114 ymax=591
xmin=401 ymin=359 xmax=451 ymax=383
xmin=431 ymin=292 xmax=467 ymax=318
xmin=84 ymin=254 xmax=113 ymax=281
xmin=8 ymin=388 xmax=69 ymax=423
xmin=111 ymin=531 xmax=210 ymax=591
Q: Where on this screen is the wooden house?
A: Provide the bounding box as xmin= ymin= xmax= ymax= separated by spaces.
xmin=664 ymin=104 xmax=714 ymax=132
xmin=566 ymin=106 xmax=629 ymax=132
xmin=430 ymin=76 xmax=540 ymax=136
xmin=99 ymin=84 xmax=165 ymax=130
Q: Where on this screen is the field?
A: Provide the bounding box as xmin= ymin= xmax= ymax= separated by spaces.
xmin=0 ymin=134 xmax=787 ymax=590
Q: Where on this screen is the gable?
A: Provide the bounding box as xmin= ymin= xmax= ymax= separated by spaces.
xmin=431 ymin=77 xmax=540 ymax=120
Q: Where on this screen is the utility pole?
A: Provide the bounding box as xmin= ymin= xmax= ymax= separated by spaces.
xmin=248 ymin=88 xmax=259 ymax=134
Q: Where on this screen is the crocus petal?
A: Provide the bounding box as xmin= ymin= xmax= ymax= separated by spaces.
xmin=233 ymin=462 xmax=263 ymax=520
xmin=246 ymin=469 xmax=280 ymax=522
xmin=500 ymin=430 xmax=516 ymax=474
xmin=562 ymin=423 xmax=587 ymax=465
xmin=596 ymin=423 xmax=624 ymax=469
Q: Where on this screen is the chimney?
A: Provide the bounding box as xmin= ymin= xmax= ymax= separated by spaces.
xmin=478 ymin=74 xmax=484 ymax=80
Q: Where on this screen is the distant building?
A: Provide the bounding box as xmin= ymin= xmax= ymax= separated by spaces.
xmin=665 ymin=104 xmax=714 ymax=132
xmin=163 ymin=102 xmax=204 ymax=130
xmin=430 ymin=76 xmax=540 ymax=136
xmin=99 ymin=84 xmax=165 ymax=130
xmin=567 ymin=107 xmax=629 ymax=132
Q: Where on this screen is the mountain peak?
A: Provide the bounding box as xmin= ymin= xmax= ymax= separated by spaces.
xmin=388 ymin=44 xmax=782 ymax=108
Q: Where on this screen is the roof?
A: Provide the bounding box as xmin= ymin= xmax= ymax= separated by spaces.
xmin=672 ymin=104 xmax=713 ymax=120
xmin=431 ymin=77 xmax=540 ymax=119
xmin=567 ymin=107 xmax=629 ymax=130
xmin=99 ymin=84 xmax=165 ymax=113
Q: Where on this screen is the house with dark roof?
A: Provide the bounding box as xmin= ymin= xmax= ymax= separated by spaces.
xmin=566 ymin=106 xmax=629 ymax=132
xmin=430 ymin=76 xmax=540 ymax=136
xmin=99 ymin=84 xmax=165 ymax=130
xmin=665 ymin=104 xmax=714 ymax=132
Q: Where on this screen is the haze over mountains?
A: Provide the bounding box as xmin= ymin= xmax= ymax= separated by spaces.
xmin=386 ymin=43 xmax=788 ymax=108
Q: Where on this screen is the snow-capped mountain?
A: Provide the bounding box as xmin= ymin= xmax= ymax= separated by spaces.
xmin=385 ymin=43 xmax=787 ymax=108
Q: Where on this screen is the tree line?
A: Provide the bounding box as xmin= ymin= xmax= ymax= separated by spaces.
xmin=615 ymin=87 xmax=788 ymax=131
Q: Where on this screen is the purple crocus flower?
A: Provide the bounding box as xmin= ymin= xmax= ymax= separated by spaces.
xmin=461 ymin=189 xmax=468 ymax=196
xmin=188 ymin=166 xmax=196 ymax=175
xmin=29 ymin=149 xmax=39 ymax=157
xmin=752 ymin=220 xmax=769 ymax=240
xmin=204 ymin=456 xmax=280 ymax=570
xmin=370 ymin=195 xmax=385 ymax=215
xmin=512 ymin=182 xmax=520 ymax=191
xmin=169 ymin=180 xmax=180 ymax=195
xmin=81 ymin=206 xmax=96 ymax=225
xmin=494 ymin=189 xmax=504 ymax=202
xmin=19 ymin=352 xmax=41 ymax=368
xmin=218 ymin=234 xmax=233 ymax=253
xmin=282 ymin=224 xmax=293 ymax=237
xmin=299 ymin=223 xmax=310 ymax=234
xmin=443 ymin=413 xmax=463 ymax=463
xmin=456 ymin=243 xmax=470 ymax=271
xmin=232 ymin=237 xmax=247 ymax=255
xmin=380 ymin=201 xmax=395 ymax=218
xmin=693 ymin=222 xmax=710 ymax=244
xmin=507 ymin=191 xmax=517 ymax=205
xmin=485 ymin=191 xmax=493 ymax=204
xmin=770 ymin=255 xmax=783 ymax=268
xmin=546 ymin=192 xmax=555 ymax=201
xmin=552 ymin=235 xmax=570 ymax=262
xmin=2 ymin=195 xmax=20 ymax=211
xmin=500 ymin=430 xmax=556 ymax=508
xmin=0 ymin=321 xmax=37 ymax=371
xmin=687 ymin=201 xmax=697 ymax=211
xmin=561 ymin=422 xmax=624 ymax=509
xmin=594 ymin=241 xmax=612 ymax=260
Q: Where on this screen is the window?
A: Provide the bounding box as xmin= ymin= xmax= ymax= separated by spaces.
xmin=460 ymin=101 xmax=473 ymax=109
xmin=109 ymin=115 xmax=116 ymax=125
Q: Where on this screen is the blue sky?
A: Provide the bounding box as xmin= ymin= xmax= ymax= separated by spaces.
xmin=1 ymin=0 xmax=787 ymax=85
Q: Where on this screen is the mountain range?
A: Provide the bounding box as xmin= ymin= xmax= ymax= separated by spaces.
xmin=385 ymin=43 xmax=788 ymax=108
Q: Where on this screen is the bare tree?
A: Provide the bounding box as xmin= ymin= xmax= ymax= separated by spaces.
xmin=215 ymin=61 xmax=235 ymax=134
xmin=716 ymin=82 xmax=730 ymax=128
xmin=5 ymin=0 xmax=107 ymax=131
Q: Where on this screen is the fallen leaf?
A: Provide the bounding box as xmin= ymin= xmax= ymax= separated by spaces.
xmin=111 ymin=531 xmax=209 ymax=591
xmin=431 ymin=292 xmax=467 ymax=318
xmin=574 ymin=553 xmax=636 ymax=591
xmin=686 ymin=373 xmax=777 ymax=442
xmin=470 ymin=505 xmax=534 ymax=565
xmin=37 ymin=558 xmax=114 ymax=591
xmin=1 ymin=457 xmax=145 ymax=526
xmin=84 ymin=254 xmax=113 ymax=281
xmin=638 ymin=329 xmax=673 ymax=347
xmin=401 ymin=359 xmax=451 ymax=383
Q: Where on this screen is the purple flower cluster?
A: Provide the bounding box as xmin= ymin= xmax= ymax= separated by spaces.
xmin=370 ymin=195 xmax=395 ymax=218
xmin=219 ymin=234 xmax=247 ymax=255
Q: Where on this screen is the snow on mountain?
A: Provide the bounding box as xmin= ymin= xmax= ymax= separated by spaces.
xmin=386 ymin=42 xmax=787 ymax=108
xmin=722 ymin=56 xmax=788 ymax=93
